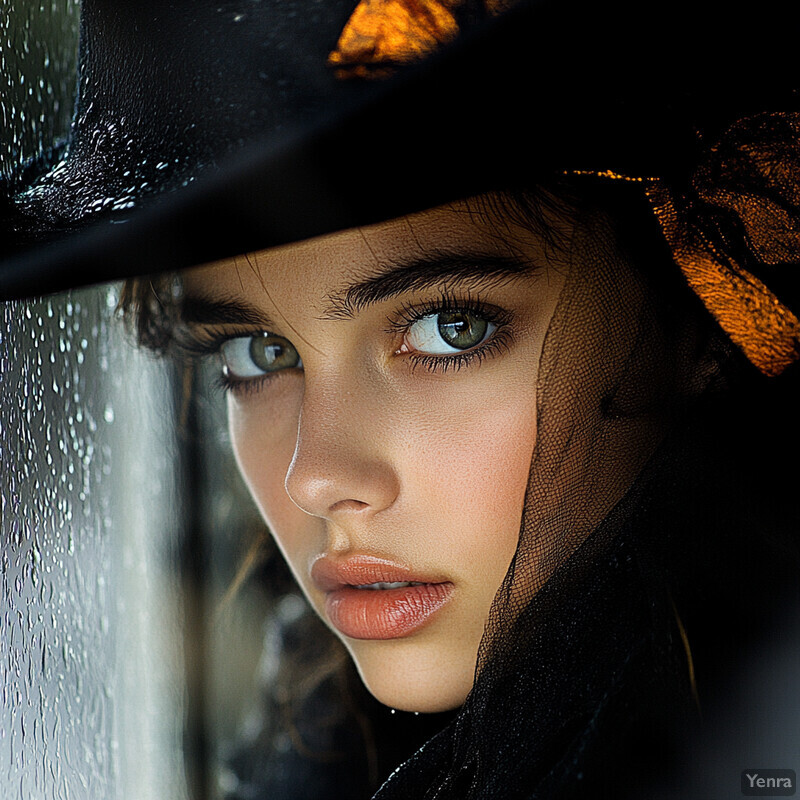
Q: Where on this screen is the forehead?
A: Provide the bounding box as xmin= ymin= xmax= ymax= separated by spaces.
xmin=181 ymin=197 xmax=559 ymax=306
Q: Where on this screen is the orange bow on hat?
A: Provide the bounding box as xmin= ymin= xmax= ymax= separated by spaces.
xmin=328 ymin=0 xmax=511 ymax=78
xmin=645 ymin=112 xmax=800 ymax=377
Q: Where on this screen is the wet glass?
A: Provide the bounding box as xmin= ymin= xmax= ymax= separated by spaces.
xmin=0 ymin=1 xmax=81 ymax=183
xmin=1 ymin=289 xmax=188 ymax=800
xmin=1 ymin=4 xmax=188 ymax=799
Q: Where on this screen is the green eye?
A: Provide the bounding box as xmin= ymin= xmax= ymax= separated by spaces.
xmin=220 ymin=334 xmax=302 ymax=378
xmin=406 ymin=311 xmax=496 ymax=354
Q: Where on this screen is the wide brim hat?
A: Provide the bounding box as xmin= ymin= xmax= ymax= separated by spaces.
xmin=2 ymin=0 xmax=800 ymax=375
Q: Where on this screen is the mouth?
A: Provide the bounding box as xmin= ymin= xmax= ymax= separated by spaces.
xmin=310 ymin=555 xmax=454 ymax=640
xmin=354 ymin=581 xmax=424 ymax=590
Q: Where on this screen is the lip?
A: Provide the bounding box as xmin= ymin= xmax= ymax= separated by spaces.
xmin=310 ymin=554 xmax=454 ymax=640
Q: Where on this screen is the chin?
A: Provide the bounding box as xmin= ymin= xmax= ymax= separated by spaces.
xmin=345 ymin=638 xmax=476 ymax=713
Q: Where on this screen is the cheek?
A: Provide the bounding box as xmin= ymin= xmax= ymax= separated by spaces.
xmin=403 ymin=385 xmax=537 ymax=563
xmin=226 ymin=381 xmax=306 ymax=541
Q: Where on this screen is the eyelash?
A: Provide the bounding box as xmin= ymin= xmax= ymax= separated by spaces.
xmin=180 ymin=293 xmax=513 ymax=396
xmin=217 ymin=369 xmax=273 ymax=398
xmin=175 ymin=327 xmax=284 ymax=398
xmin=386 ymin=294 xmax=513 ymax=374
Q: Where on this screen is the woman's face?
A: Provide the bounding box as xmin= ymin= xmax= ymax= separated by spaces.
xmin=182 ymin=199 xmax=569 ymax=712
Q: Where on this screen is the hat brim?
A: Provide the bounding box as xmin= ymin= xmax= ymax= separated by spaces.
xmin=1 ymin=0 xmax=795 ymax=300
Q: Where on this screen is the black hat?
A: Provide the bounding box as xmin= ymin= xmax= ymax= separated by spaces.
xmin=2 ymin=0 xmax=800 ymax=374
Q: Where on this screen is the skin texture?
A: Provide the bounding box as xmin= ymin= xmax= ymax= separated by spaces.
xmin=181 ymin=198 xmax=570 ymax=712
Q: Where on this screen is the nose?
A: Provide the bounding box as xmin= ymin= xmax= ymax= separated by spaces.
xmin=284 ymin=376 xmax=400 ymax=520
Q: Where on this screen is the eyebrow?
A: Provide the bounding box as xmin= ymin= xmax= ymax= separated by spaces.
xmin=180 ymin=251 xmax=543 ymax=328
xmin=179 ymin=294 xmax=276 ymax=329
xmin=323 ymin=252 xmax=543 ymax=319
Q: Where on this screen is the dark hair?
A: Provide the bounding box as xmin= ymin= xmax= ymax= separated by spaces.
xmin=118 ymin=273 xmax=183 ymax=354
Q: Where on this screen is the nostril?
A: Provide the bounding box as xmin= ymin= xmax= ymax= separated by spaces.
xmin=328 ymin=498 xmax=370 ymax=514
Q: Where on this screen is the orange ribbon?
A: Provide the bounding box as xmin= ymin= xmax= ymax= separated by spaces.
xmin=328 ymin=0 xmax=510 ymax=78
xmin=645 ymin=112 xmax=800 ymax=377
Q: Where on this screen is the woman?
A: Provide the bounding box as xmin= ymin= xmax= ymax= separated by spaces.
xmin=127 ymin=184 xmax=798 ymax=800
xmin=3 ymin=1 xmax=799 ymax=798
